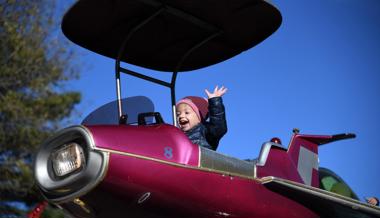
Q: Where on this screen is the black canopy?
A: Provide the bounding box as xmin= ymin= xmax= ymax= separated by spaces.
xmin=62 ymin=0 xmax=282 ymax=72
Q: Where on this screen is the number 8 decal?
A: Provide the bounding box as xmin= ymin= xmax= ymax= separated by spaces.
xmin=164 ymin=146 xmax=173 ymax=159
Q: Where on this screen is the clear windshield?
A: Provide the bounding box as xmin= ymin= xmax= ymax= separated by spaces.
xmin=319 ymin=167 xmax=359 ymax=200
xmin=81 ymin=96 xmax=154 ymax=125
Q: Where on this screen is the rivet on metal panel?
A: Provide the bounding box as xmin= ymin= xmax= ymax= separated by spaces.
xmin=138 ymin=192 xmax=151 ymax=204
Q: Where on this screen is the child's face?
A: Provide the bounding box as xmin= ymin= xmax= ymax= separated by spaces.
xmin=176 ymin=103 xmax=200 ymax=132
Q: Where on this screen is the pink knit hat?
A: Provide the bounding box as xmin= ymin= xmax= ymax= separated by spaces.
xmin=176 ymin=96 xmax=209 ymax=121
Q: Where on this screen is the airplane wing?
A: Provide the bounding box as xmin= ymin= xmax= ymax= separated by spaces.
xmin=260 ymin=177 xmax=380 ymax=218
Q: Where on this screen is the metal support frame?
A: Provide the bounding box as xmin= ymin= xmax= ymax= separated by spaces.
xmin=170 ymin=31 xmax=222 ymax=125
xmin=114 ymin=3 xmax=222 ymax=126
xmin=115 ymin=7 xmax=165 ymax=119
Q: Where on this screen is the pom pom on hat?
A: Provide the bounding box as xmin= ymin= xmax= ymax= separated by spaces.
xmin=176 ymin=96 xmax=209 ymax=121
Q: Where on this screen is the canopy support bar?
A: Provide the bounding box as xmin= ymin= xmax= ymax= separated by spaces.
xmin=115 ymin=3 xmax=222 ymax=125
xmin=115 ymin=7 xmax=166 ymax=119
xmin=170 ymin=30 xmax=223 ymax=125
xmin=119 ymin=68 xmax=171 ymax=88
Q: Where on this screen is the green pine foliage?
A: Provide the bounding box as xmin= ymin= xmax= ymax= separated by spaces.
xmin=0 ymin=0 xmax=81 ymax=217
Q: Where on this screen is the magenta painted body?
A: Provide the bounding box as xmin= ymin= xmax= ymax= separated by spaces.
xmin=256 ymin=148 xmax=304 ymax=182
xmin=100 ymin=152 xmax=317 ymax=218
xmin=86 ymin=124 xmax=199 ymax=166
xmin=257 ymin=135 xmax=322 ymax=187
xmin=79 ymin=124 xmax=336 ymax=218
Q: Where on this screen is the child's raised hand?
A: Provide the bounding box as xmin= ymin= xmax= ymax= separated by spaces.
xmin=366 ymin=197 xmax=379 ymax=206
xmin=205 ymin=85 xmax=228 ymax=99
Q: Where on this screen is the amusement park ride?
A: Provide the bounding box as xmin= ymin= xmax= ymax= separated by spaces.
xmin=33 ymin=0 xmax=380 ymax=217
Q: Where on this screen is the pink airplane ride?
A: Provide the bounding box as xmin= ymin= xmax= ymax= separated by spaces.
xmin=33 ymin=0 xmax=380 ymax=218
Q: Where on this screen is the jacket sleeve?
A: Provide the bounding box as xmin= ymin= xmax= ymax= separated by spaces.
xmin=205 ymin=97 xmax=227 ymax=150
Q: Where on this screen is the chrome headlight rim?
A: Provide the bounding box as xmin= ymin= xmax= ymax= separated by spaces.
xmin=34 ymin=125 xmax=108 ymax=203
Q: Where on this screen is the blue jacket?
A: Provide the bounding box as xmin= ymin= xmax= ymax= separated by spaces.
xmin=184 ymin=97 xmax=227 ymax=150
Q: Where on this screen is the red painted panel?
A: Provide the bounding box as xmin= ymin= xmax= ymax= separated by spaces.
xmin=257 ymin=148 xmax=304 ymax=183
xmin=312 ymin=168 xmax=319 ymax=188
xmin=288 ymin=134 xmax=328 ymax=166
xmin=86 ymin=124 xmax=199 ymax=166
xmin=100 ymin=153 xmax=318 ymax=218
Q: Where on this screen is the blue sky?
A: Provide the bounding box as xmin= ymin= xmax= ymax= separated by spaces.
xmin=65 ymin=1 xmax=380 ymax=201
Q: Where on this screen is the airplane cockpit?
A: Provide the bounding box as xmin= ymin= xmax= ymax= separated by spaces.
xmin=319 ymin=167 xmax=359 ymax=200
xmin=78 ymin=94 xmax=291 ymax=180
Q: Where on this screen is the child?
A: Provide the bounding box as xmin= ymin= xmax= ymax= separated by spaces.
xmin=176 ymin=86 xmax=227 ymax=150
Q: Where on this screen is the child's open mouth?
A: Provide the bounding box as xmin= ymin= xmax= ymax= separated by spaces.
xmin=179 ymin=120 xmax=189 ymax=129
xmin=179 ymin=120 xmax=189 ymax=126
